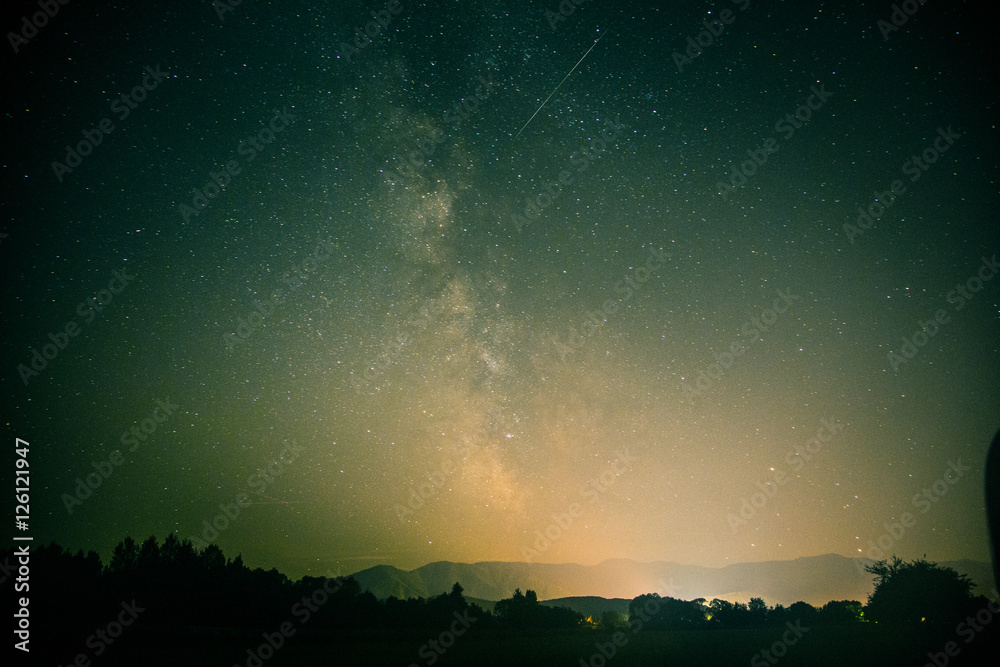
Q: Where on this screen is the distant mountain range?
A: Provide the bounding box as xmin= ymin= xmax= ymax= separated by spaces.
xmin=348 ymin=555 xmax=995 ymax=608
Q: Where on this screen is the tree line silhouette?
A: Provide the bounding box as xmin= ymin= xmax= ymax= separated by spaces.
xmin=4 ymin=534 xmax=993 ymax=636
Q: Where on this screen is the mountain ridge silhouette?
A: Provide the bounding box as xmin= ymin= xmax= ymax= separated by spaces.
xmin=348 ymin=553 xmax=995 ymax=607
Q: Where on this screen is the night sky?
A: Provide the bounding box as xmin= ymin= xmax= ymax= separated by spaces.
xmin=4 ymin=0 xmax=999 ymax=583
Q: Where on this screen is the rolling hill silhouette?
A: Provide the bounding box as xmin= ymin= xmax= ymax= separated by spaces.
xmin=349 ymin=554 xmax=995 ymax=607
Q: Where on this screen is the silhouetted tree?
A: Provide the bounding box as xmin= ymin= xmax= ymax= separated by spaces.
xmin=137 ymin=535 xmax=160 ymax=571
xmin=160 ymin=532 xmax=181 ymax=564
xmin=786 ymin=601 xmax=819 ymax=625
xmin=425 ymin=582 xmax=471 ymax=627
xmin=818 ymin=600 xmax=863 ymax=624
xmin=656 ymin=597 xmax=706 ymax=628
xmin=708 ymin=598 xmax=733 ymax=625
xmin=747 ymin=597 xmax=768 ymax=625
xmin=767 ymin=603 xmax=787 ymax=626
xmin=108 ymin=536 xmax=138 ymax=573
xmin=494 ymin=588 xmax=533 ymax=627
xmin=200 ymin=543 xmax=226 ymax=570
xmin=494 ymin=588 xmax=582 ymax=629
xmin=865 ymin=557 xmax=976 ymax=625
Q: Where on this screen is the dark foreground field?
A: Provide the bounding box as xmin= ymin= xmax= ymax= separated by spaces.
xmin=36 ymin=623 xmax=1000 ymax=666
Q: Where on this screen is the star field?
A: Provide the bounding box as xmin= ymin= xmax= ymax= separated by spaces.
xmin=3 ymin=0 xmax=998 ymax=581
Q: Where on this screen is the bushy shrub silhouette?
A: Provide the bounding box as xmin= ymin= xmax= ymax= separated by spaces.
xmin=864 ymin=556 xmax=976 ymax=625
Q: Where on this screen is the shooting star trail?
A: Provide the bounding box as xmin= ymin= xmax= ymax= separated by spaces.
xmin=256 ymin=493 xmax=293 ymax=505
xmin=513 ymin=32 xmax=606 ymax=140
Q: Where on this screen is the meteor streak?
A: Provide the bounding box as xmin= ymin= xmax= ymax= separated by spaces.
xmin=513 ymin=32 xmax=606 ymax=140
